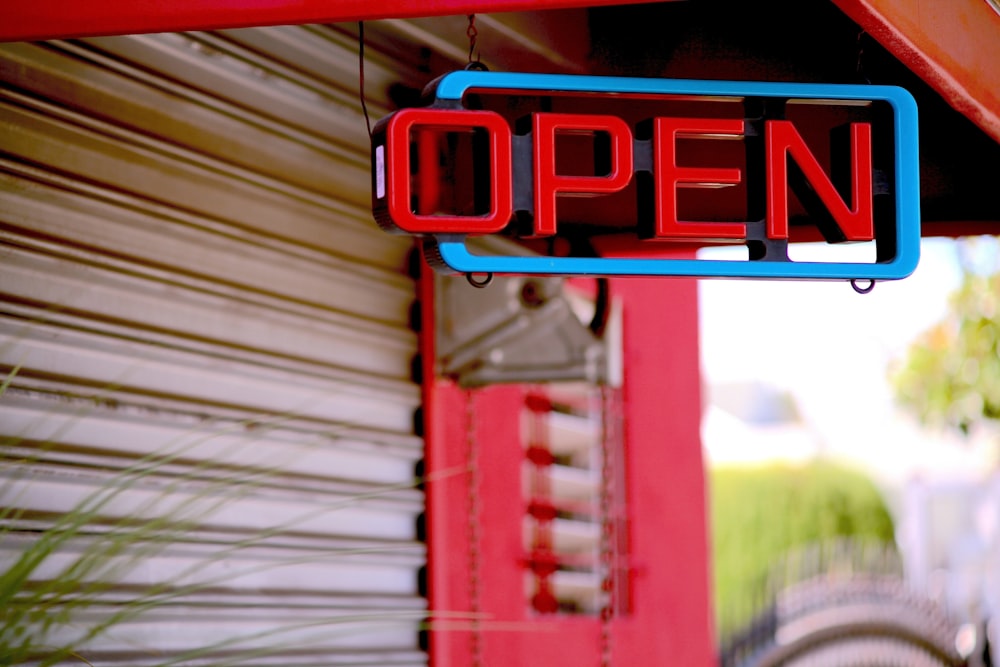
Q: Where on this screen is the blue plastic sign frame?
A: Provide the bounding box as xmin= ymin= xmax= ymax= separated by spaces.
xmin=394 ymin=71 xmax=922 ymax=280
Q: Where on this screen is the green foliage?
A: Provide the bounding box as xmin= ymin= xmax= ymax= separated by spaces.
xmin=710 ymin=461 xmax=895 ymax=639
xmin=891 ymin=269 xmax=1000 ymax=434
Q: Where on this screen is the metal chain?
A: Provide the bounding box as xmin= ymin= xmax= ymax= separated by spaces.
xmin=465 ymin=388 xmax=484 ymax=666
xmin=598 ymin=385 xmax=613 ymax=666
xmin=598 ymin=384 xmax=621 ymax=667
xmin=467 ymin=14 xmax=479 ymax=64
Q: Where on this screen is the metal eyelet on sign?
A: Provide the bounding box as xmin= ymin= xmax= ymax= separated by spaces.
xmin=851 ymin=278 xmax=876 ymax=294
xmin=466 ymin=272 xmax=493 ymax=288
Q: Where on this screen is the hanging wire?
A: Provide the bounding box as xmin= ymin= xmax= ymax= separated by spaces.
xmin=855 ymin=29 xmax=872 ymax=84
xmin=358 ymin=21 xmax=372 ymax=138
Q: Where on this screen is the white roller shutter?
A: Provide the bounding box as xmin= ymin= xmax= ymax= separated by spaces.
xmin=0 ymin=25 xmax=427 ymax=666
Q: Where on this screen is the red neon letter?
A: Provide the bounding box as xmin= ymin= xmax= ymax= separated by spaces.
xmin=766 ymin=121 xmax=874 ymax=241
xmin=532 ymin=113 xmax=633 ymax=237
xmin=386 ymin=108 xmax=513 ymax=234
xmin=652 ymin=117 xmax=745 ymax=239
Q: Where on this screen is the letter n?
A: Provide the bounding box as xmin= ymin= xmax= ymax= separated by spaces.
xmin=765 ymin=121 xmax=874 ymax=242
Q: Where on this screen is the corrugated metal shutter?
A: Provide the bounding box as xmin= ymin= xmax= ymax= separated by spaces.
xmin=0 ymin=25 xmax=431 ymax=666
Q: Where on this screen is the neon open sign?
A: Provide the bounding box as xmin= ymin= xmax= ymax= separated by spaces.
xmin=371 ymin=71 xmax=920 ymax=280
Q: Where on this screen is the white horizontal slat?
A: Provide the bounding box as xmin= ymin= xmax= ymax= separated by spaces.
xmin=524 ymin=518 xmax=599 ymax=555
xmin=19 ymin=654 xmax=428 ymax=667
xmin=18 ymin=588 xmax=430 ymax=610
xmin=552 ymin=570 xmax=603 ymax=601
xmin=0 ymin=327 xmax=416 ymax=434
xmin=3 ymin=380 xmax=421 ymax=464
xmin=0 ymin=40 xmax=372 ymax=210
xmin=1 ymin=300 xmax=416 ymax=412
xmin=17 ymin=652 xmax=427 ymax=667
xmin=540 ymin=411 xmax=601 ymax=456
xmin=0 ymin=170 xmax=408 ymax=286
xmin=78 ymin=32 xmax=380 ymax=154
xmin=38 ymin=608 xmax=423 ymax=659
xmin=0 ymin=171 xmax=414 ymax=326
xmin=548 ymin=465 xmax=599 ymax=502
xmin=1 ymin=470 xmax=419 ymax=542
xmin=0 ymin=401 xmax=419 ymax=486
xmin=0 ymin=100 xmax=377 ymax=257
xmin=1 ymin=534 xmax=422 ymax=596
xmin=524 ymin=570 xmax=603 ymax=613
xmin=0 ymin=252 xmax=417 ymax=390
xmin=551 ymin=518 xmax=600 ymax=553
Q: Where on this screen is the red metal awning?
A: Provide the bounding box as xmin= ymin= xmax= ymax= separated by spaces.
xmin=832 ymin=0 xmax=1000 ymax=144
xmin=1 ymin=0 xmax=643 ymax=42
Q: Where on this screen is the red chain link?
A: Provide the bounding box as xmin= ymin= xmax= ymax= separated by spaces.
xmin=465 ymin=388 xmax=484 ymax=666
xmin=599 ymin=384 xmax=625 ymax=667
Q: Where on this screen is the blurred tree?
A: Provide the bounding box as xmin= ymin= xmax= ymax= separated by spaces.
xmin=891 ymin=244 xmax=1000 ymax=435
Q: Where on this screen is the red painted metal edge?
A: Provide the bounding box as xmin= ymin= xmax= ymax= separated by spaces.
xmin=418 ymin=242 xmax=467 ymax=666
xmin=832 ymin=0 xmax=1000 ymax=144
xmin=2 ymin=0 xmax=642 ymax=42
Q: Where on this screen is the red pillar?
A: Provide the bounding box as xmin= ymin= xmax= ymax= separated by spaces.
xmin=612 ymin=273 xmax=715 ymax=665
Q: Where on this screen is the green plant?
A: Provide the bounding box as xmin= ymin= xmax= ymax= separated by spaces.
xmin=710 ymin=461 xmax=896 ymax=640
xmin=0 ymin=362 xmax=455 ymax=666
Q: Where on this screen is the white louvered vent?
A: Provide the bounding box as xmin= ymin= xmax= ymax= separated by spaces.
xmin=0 ymin=27 xmax=428 ymax=665
xmin=521 ymin=386 xmax=612 ymax=616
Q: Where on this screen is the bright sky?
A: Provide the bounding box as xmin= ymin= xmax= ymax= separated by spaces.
xmin=697 ymin=237 xmax=995 ymax=485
